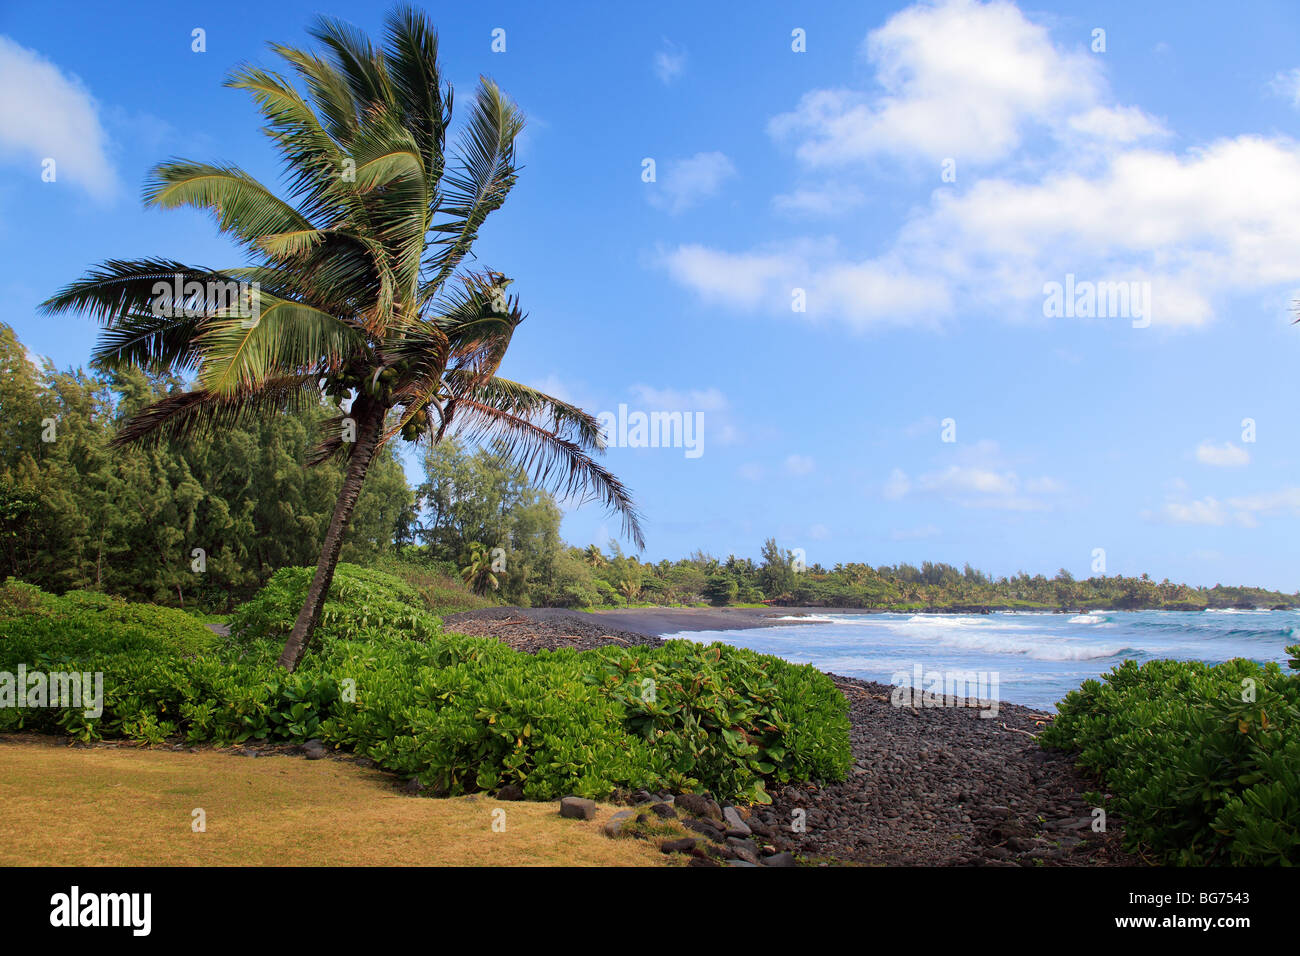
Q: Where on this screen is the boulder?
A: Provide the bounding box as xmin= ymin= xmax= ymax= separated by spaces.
xmin=603 ymin=810 xmax=635 ymax=838
xmin=660 ymin=837 xmax=696 ymax=854
xmin=683 ymin=817 xmax=727 ymax=842
xmin=560 ymin=796 xmax=597 ymax=820
xmin=301 ymin=740 xmax=327 ymax=761
xmin=676 ymin=793 xmax=723 ymax=821
xmin=726 ymin=837 xmax=761 ymax=865
xmin=722 ymin=806 xmax=751 ymax=837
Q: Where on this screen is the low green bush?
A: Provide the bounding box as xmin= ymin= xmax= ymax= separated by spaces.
xmin=1041 ymin=654 xmax=1300 ymax=865
xmin=228 ymin=564 xmax=442 ymax=644
xmin=0 ymin=579 xmax=222 ymax=659
xmin=0 ymin=577 xmax=852 ymax=803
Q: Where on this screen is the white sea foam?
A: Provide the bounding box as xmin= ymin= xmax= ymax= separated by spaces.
xmin=931 ymin=630 xmax=1127 ymax=661
xmin=1069 ymin=614 xmax=1106 ymax=624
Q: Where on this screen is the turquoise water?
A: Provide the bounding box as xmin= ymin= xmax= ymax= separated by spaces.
xmin=664 ymin=609 xmax=1299 ymax=711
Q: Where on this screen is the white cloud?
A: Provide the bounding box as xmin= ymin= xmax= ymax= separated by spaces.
xmin=529 ymin=373 xmax=576 ymax=404
xmin=626 ymin=384 xmax=738 ymax=443
xmin=919 ymin=465 xmax=1018 ymax=497
xmin=738 ymin=463 xmax=765 ymax=482
xmin=653 ymin=40 xmax=687 ymax=85
xmin=660 ymin=242 xmax=798 ymax=310
xmin=660 ymin=239 xmax=950 ymax=329
xmin=771 ymin=184 xmax=866 ymax=217
xmin=1227 ymin=487 xmax=1300 ymax=517
xmin=808 ymin=523 xmax=831 ymax=540
xmin=1154 ymin=496 xmax=1227 ymax=526
xmin=884 ymin=441 xmax=1063 ymax=510
xmin=665 ymin=2 xmax=1300 ymax=331
xmin=1024 ymin=476 xmax=1065 ymax=494
xmin=649 ymin=151 xmax=735 ymax=214
xmin=0 ymin=35 xmax=117 ymax=199
xmin=670 ymin=135 xmax=1300 ymax=331
xmin=1271 ymin=68 xmax=1300 ymax=108
xmin=785 ymin=454 xmax=815 ymax=476
xmin=1149 ymin=485 xmax=1300 ymax=527
xmin=628 ymin=384 xmax=727 ymax=412
xmin=1066 ymin=105 xmax=1168 ymax=144
xmin=882 ymin=467 xmax=911 ymax=500
xmin=768 ymin=0 xmax=1103 ymax=166
xmin=1195 ymin=440 xmax=1250 ymax=467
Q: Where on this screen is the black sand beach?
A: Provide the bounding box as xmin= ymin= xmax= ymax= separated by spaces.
xmin=586 ymin=605 xmax=842 ymax=634
xmin=442 ymin=606 xmax=1136 ymax=865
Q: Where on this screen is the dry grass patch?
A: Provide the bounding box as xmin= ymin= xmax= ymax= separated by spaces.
xmin=0 ymin=737 xmax=667 ymax=867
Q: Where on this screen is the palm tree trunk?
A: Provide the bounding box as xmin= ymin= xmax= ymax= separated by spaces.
xmin=278 ymin=397 xmax=385 ymax=671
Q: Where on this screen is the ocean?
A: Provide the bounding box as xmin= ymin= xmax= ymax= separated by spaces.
xmin=664 ymin=609 xmax=1299 ymax=711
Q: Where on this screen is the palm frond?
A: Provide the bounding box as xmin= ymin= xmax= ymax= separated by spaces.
xmin=446 ymin=374 xmax=606 ymax=450
xmin=450 ymin=398 xmax=644 ymax=550
xmin=224 ymin=64 xmax=355 ymax=227
xmin=194 ymin=295 xmax=364 ymax=396
xmin=110 ymin=375 xmax=320 ymax=447
xmin=382 ymin=4 xmax=450 ymax=192
xmin=426 ymin=272 xmax=521 ymax=379
xmin=269 ymin=42 xmax=360 ymax=147
xmin=423 ymin=79 xmax=523 ymax=292
xmin=90 ymin=310 xmax=207 ymax=374
xmin=308 ymin=15 xmax=396 ymax=117
xmin=143 ymin=161 xmax=316 ymax=247
xmin=41 ymin=258 xmax=229 ymax=324
xmin=306 ymin=409 xmax=361 ymax=466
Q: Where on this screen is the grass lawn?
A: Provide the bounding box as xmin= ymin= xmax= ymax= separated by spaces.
xmin=0 ymin=737 xmax=668 ymax=867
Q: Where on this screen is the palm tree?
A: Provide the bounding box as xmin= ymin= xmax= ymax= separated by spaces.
xmin=583 ymin=544 xmax=605 ymax=568
xmin=40 ymin=7 xmax=642 ymax=670
xmin=460 ymin=542 xmax=499 ymax=595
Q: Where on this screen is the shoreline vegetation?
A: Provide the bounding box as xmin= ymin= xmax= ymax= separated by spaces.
xmin=3 ymin=335 xmax=1297 ymax=865
xmin=5 ymin=569 xmax=1297 ymax=865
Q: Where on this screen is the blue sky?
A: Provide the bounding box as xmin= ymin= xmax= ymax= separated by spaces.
xmin=3 ymin=0 xmax=1300 ymax=589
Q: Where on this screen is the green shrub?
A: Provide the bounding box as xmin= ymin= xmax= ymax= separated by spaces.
xmin=0 ymin=581 xmax=221 ymax=660
xmin=369 ymin=553 xmax=498 ymax=614
xmin=1041 ymin=657 xmax=1300 ymax=865
xmin=0 ymin=578 xmax=851 ymax=803
xmin=593 ymin=579 xmax=624 ymax=608
xmin=589 ymin=641 xmax=851 ymax=802
xmin=0 ymin=578 xmax=55 ymax=618
xmin=228 ymin=564 xmax=442 ymax=644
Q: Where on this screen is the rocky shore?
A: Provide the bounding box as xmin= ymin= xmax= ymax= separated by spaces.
xmin=444 ymin=606 xmax=1138 ymax=866
xmin=440 ymin=606 xmax=665 ymax=652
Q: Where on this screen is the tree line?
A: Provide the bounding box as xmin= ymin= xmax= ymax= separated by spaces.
xmin=4 ymin=320 xmax=1293 ymax=614
xmin=0 ymin=324 xmax=411 ymax=609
